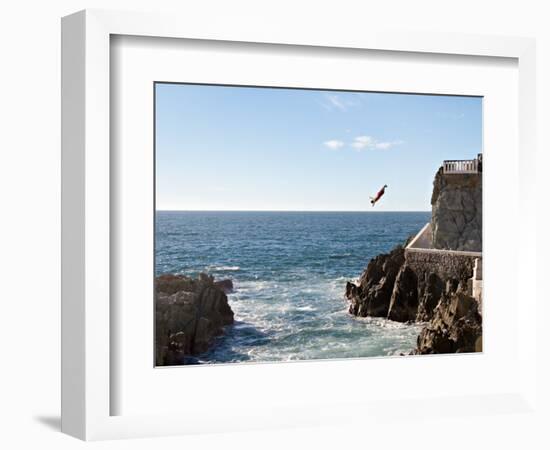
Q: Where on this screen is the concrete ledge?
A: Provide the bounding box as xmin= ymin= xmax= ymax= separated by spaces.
xmin=407 ymin=222 xmax=432 ymax=249
xmin=405 ymin=222 xmax=482 ymax=258
xmin=406 ymin=247 xmax=482 ymax=258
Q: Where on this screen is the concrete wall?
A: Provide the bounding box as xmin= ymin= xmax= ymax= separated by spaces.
xmin=405 ymin=248 xmax=479 ymax=282
xmin=406 ymin=217 xmax=483 ymax=307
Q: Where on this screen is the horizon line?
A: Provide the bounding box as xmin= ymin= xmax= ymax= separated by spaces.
xmin=155 ymin=209 xmax=431 ymax=213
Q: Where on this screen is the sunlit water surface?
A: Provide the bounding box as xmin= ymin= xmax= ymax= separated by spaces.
xmin=156 ymin=211 xmax=429 ymax=364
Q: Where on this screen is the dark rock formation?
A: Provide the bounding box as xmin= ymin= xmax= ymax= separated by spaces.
xmin=214 ymin=278 xmax=234 ymax=294
xmin=345 ymin=244 xmax=474 ymax=325
xmin=406 ymin=251 xmax=476 ymax=322
xmin=431 ymin=167 xmax=482 ymax=252
xmin=155 ymin=273 xmax=234 ymax=366
xmin=345 ymin=246 xmax=404 ymax=318
xmin=415 ymin=272 xmax=445 ymax=322
xmin=387 ymin=266 xmax=418 ymax=322
xmin=416 ymin=287 xmax=482 ymax=354
xmin=345 ymin=245 xmax=482 ymax=353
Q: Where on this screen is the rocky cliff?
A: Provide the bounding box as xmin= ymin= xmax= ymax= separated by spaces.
xmin=415 ymin=289 xmax=482 ymax=354
xmin=346 ymin=246 xmax=405 ymax=318
xmin=345 ymin=163 xmax=483 ymax=354
xmin=155 ymin=273 xmax=234 ymax=365
xmin=345 ymin=244 xmax=482 ymax=353
xmin=431 ymin=168 xmax=482 ymax=252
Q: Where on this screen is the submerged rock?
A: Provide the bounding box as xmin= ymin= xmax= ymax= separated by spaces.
xmin=155 ymin=273 xmax=234 ymax=366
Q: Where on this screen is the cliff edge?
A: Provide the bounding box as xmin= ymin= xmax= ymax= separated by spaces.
xmin=431 ymin=167 xmax=482 ymax=252
xmin=345 ymin=159 xmax=483 ymax=354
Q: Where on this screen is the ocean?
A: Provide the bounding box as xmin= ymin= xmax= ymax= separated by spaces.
xmin=155 ymin=211 xmax=430 ymax=364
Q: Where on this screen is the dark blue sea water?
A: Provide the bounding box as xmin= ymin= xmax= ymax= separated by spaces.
xmin=156 ymin=211 xmax=430 ymax=363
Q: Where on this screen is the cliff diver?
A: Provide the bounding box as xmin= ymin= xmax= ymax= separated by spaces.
xmin=370 ymin=184 xmax=387 ymax=207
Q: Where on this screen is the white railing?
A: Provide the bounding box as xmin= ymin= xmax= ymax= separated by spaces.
xmin=443 ymin=159 xmax=479 ymax=174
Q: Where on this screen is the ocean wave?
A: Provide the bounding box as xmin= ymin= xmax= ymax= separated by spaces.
xmin=328 ymin=253 xmax=352 ymax=259
xmin=197 ymin=273 xmax=419 ymax=364
xmin=294 ymin=305 xmax=317 ymax=312
xmin=206 ymin=265 xmax=241 ymax=271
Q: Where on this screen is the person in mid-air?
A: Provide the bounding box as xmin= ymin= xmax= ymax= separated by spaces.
xmin=370 ymin=184 xmax=388 ymax=207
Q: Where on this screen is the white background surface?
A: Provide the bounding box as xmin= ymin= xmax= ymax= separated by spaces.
xmin=112 ymin=35 xmax=521 ymax=418
xmin=1 ymin=0 xmax=548 ymax=449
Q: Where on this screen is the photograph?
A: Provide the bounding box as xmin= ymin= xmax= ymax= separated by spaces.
xmin=154 ymin=83 xmax=483 ymax=366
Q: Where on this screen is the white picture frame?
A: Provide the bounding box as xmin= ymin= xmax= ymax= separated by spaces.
xmin=61 ymin=9 xmax=537 ymax=441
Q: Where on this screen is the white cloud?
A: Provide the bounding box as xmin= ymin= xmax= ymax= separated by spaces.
xmin=326 ymin=94 xmax=348 ymax=111
xmin=324 ymin=139 xmax=345 ymax=150
xmin=323 ymin=136 xmax=403 ymax=152
xmin=351 ymin=135 xmax=375 ymax=149
xmin=321 ymin=93 xmax=361 ymax=112
xmin=351 ymin=136 xmax=403 ymax=151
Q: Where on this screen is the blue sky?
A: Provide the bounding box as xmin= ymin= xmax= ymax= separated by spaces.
xmin=155 ymin=83 xmax=482 ymax=211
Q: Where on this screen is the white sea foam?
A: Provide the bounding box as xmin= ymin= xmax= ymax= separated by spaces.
xmin=206 ymin=265 xmax=241 ymax=271
xmin=294 ymin=305 xmax=317 ymax=312
xmin=206 ymin=274 xmax=423 ymax=364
